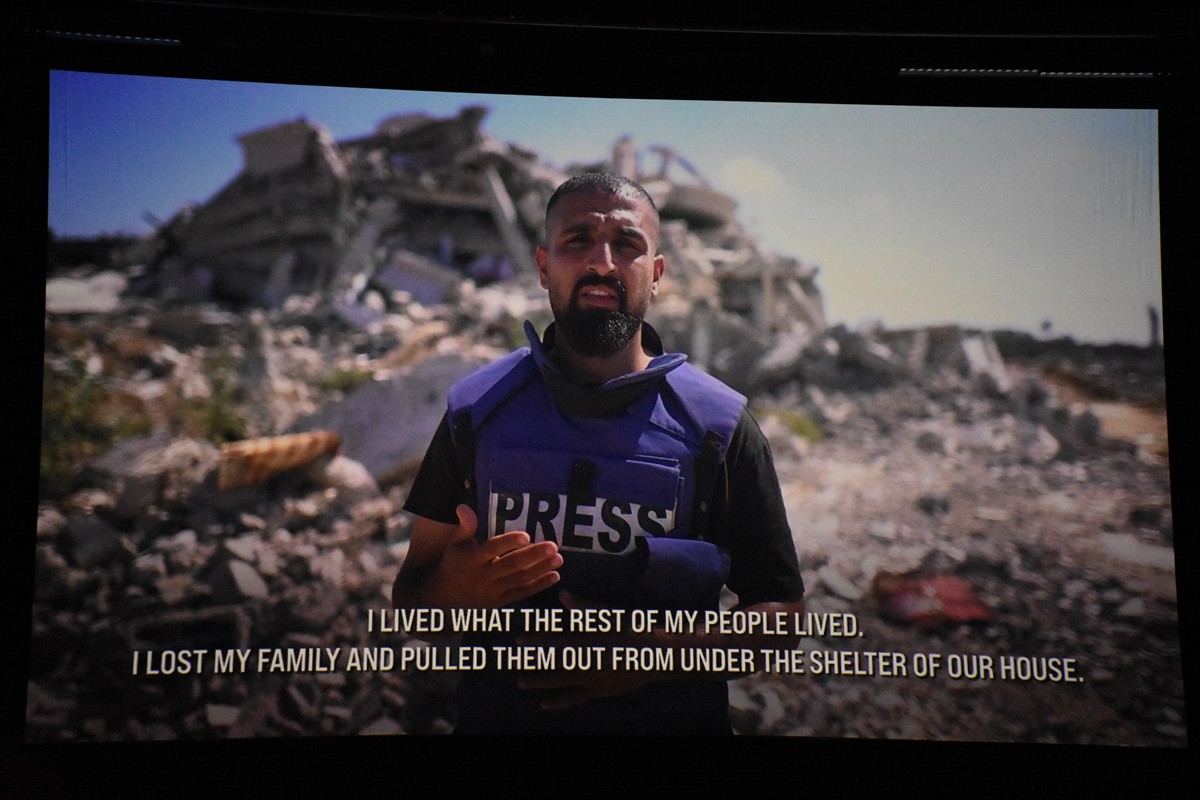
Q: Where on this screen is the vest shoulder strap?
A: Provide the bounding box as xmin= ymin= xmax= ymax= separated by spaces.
xmin=663 ymin=364 xmax=747 ymax=541
xmin=447 ymin=348 xmax=538 ymax=430
xmin=446 ymin=349 xmax=538 ymax=513
xmin=663 ymin=363 xmax=746 ymax=458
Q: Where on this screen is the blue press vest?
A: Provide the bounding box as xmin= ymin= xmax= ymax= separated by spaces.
xmin=446 ymin=321 xmax=746 ymax=609
xmin=446 ymin=322 xmax=746 ymax=732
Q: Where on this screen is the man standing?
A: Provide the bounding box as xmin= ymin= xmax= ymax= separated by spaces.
xmin=393 ymin=173 xmax=804 ymax=734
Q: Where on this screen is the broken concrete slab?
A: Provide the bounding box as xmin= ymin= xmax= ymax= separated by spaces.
xmin=84 ymin=435 xmax=221 ymax=522
xmin=45 ymin=271 xmax=128 ymax=314
xmin=294 ymin=353 xmax=487 ymax=485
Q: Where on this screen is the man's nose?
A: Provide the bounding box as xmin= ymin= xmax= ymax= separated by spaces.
xmin=587 ymin=242 xmax=616 ymax=274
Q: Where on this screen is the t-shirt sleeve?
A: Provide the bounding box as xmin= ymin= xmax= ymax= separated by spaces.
xmin=721 ymin=408 xmax=805 ymax=605
xmin=402 ymin=412 xmax=469 ymax=526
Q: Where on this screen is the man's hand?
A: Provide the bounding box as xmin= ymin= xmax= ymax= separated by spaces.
xmin=421 ymin=505 xmax=562 ymax=609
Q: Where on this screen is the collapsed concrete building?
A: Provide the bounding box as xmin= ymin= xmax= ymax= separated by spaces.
xmin=116 ymin=104 xmax=1031 ymax=401
xmin=134 ymin=106 xmax=828 ymax=389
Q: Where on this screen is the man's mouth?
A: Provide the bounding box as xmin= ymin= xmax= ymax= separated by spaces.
xmin=572 ymin=278 xmax=626 ymax=311
xmin=578 ymin=285 xmax=620 ymax=308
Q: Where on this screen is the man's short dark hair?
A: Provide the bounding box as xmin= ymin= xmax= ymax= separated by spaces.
xmin=545 ymin=173 xmax=660 ymax=226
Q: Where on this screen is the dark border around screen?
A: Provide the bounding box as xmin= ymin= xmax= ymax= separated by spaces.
xmin=11 ymin=5 xmax=1198 ymax=793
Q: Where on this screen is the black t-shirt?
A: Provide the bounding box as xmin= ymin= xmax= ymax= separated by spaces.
xmin=404 ymin=407 xmax=804 ymax=606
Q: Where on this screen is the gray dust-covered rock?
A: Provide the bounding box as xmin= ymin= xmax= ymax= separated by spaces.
xmin=296 ymin=353 xmax=486 ymax=484
xmin=84 ymin=435 xmax=220 ymax=521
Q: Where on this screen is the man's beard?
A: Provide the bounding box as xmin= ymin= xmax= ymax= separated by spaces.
xmin=554 ymin=275 xmax=643 ymax=358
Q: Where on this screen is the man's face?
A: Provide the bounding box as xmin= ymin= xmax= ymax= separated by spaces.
xmin=536 ymin=189 xmax=665 ymax=357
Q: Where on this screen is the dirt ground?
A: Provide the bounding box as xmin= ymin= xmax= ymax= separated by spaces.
xmin=732 ymin=361 xmax=1183 ymax=745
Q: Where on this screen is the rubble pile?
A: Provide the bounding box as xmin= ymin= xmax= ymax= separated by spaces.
xmin=96 ymin=107 xmax=827 ymax=394
xmin=29 ymin=432 xmax=455 ymax=738
xmin=32 ymin=107 xmax=1180 ymax=743
xmin=737 ymin=343 xmax=1179 ymax=744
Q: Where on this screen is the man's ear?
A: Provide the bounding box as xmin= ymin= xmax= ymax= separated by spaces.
xmin=535 ymin=244 xmax=549 ymax=289
xmin=651 ymin=253 xmax=665 ymax=296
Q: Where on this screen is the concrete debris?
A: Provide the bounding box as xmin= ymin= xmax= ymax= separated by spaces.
xmin=816 ymin=564 xmax=865 ymax=601
xmin=295 ymin=353 xmax=489 ymax=484
xmin=45 ymin=271 xmax=128 ymax=314
xmin=205 ymin=557 xmax=270 ymax=602
xmin=83 ymin=435 xmax=221 ymax=522
xmin=64 ymin=105 xmax=835 ymax=394
xmin=1099 ymin=533 xmax=1175 ymax=572
xmin=62 ymin=513 xmax=125 ymax=570
xmin=54 ymin=104 xmax=1145 ymax=435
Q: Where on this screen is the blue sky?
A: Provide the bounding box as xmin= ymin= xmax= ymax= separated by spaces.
xmin=48 ymin=71 xmax=1162 ymax=344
